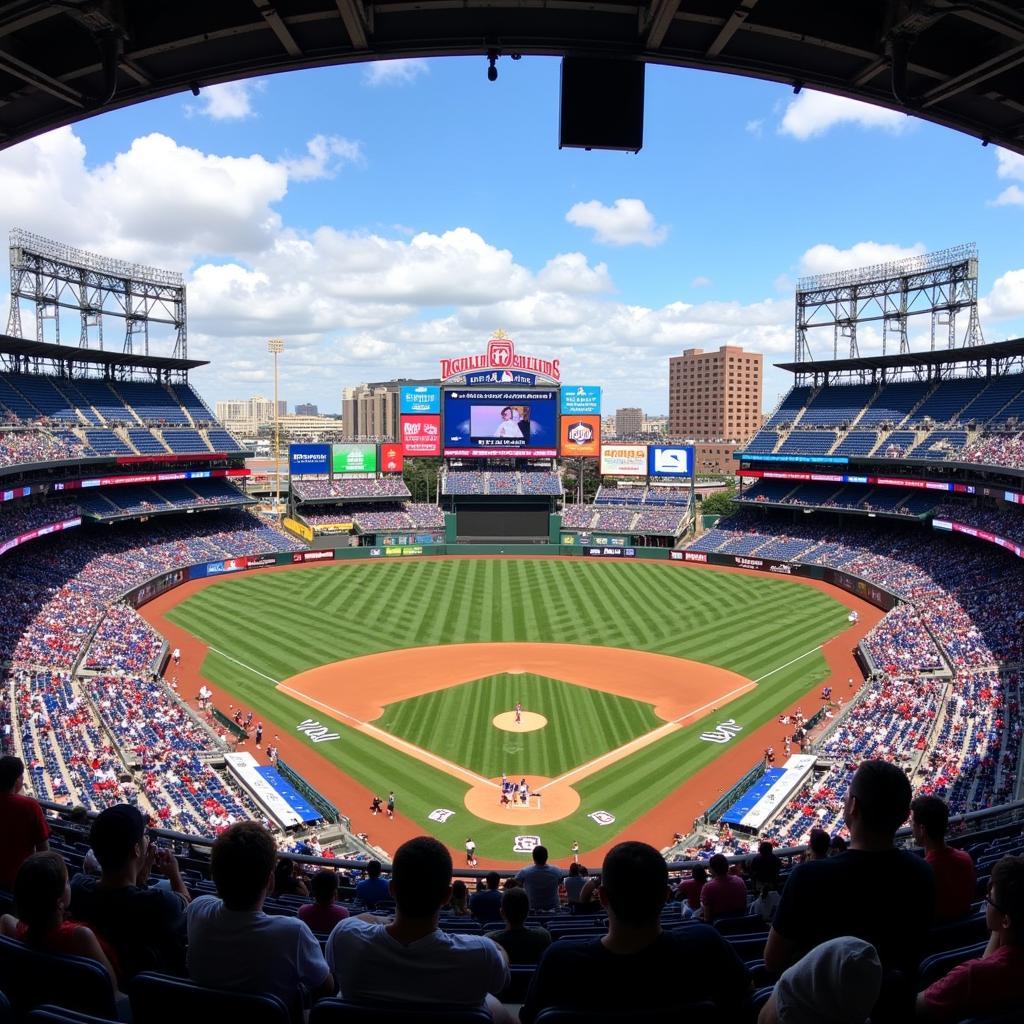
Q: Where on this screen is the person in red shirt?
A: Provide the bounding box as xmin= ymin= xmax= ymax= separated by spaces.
xmin=675 ymin=864 xmax=707 ymax=919
xmin=0 ymin=755 xmax=49 ymax=890
xmin=911 ymin=795 xmax=976 ymax=922
xmin=916 ymin=855 xmax=1024 ymax=1021
xmin=297 ymin=869 xmax=350 ymax=934
xmin=700 ymin=854 xmax=748 ymax=921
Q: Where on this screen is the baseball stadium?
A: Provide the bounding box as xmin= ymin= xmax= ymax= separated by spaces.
xmin=1 ymin=5 xmax=1024 ymax=1023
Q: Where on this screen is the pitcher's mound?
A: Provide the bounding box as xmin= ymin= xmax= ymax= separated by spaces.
xmin=493 ymin=711 xmax=547 ymax=732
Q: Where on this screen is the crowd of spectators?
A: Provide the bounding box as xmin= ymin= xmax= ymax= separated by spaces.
xmin=0 ymin=428 xmax=90 ymax=467
xmin=292 ymin=478 xmax=411 ymax=500
xmin=959 ymin=430 xmax=1024 ymax=470
xmin=83 ymin=604 xmax=164 ymax=674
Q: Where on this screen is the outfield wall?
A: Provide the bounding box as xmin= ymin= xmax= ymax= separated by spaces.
xmin=120 ymin=542 xmax=900 ymax=612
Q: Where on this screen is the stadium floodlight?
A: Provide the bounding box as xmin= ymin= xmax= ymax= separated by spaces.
xmin=268 ymin=338 xmax=284 ymax=518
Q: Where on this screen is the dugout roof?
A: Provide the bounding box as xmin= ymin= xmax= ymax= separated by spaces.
xmin=1 ymin=2 xmax=1024 ymax=153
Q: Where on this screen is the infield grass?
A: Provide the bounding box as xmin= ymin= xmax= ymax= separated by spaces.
xmin=166 ymin=558 xmax=851 ymax=859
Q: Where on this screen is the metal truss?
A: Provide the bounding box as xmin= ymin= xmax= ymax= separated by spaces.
xmin=794 ymin=244 xmax=984 ymax=372
xmin=6 ymin=229 xmax=186 ymax=359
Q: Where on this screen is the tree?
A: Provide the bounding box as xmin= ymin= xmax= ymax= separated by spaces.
xmin=700 ymin=484 xmax=738 ymax=519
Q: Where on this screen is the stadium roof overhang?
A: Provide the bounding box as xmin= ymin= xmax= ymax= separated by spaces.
xmin=0 ymin=335 xmax=207 ymax=371
xmin=1 ymin=2 xmax=1024 ymax=153
xmin=775 ymin=337 xmax=1024 ymax=375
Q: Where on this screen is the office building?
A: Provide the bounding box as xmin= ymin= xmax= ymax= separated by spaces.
xmin=615 ymin=407 xmax=643 ymax=437
xmin=668 ymin=345 xmax=762 ymax=441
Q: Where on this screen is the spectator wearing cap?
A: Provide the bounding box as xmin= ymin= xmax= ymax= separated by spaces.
xmin=700 ymin=853 xmax=748 ymax=921
xmin=0 ymin=754 xmax=49 ymax=890
xmin=520 ymin=841 xmax=751 ymax=1022
xmin=298 ymin=870 xmax=350 ymax=935
xmin=187 ymin=821 xmax=334 ymax=1013
xmin=765 ymin=760 xmax=934 ymax=982
xmin=910 ymin=795 xmax=976 ymax=922
xmin=917 ymin=854 xmax=1024 ymax=1021
xmin=484 ymin=887 xmax=551 ymax=965
xmin=758 ymin=936 xmax=882 ymax=1024
xmin=326 ymin=836 xmax=511 ymax=1020
xmin=69 ymin=804 xmax=190 ymax=980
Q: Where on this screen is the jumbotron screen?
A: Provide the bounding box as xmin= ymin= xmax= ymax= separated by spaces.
xmin=443 ymin=389 xmax=558 ymax=457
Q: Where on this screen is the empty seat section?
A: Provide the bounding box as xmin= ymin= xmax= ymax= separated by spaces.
xmin=777 ymin=431 xmax=836 ymax=455
xmin=118 ymin=381 xmax=190 ymax=424
xmin=877 ymin=430 xmax=916 ymax=456
xmin=84 ymin=429 xmax=133 ymax=455
xmin=127 ymin=429 xmax=168 ymax=454
xmin=171 ymin=383 xmax=216 ymax=424
xmin=989 ymin=382 xmax=1024 ymax=427
xmin=765 ymin=386 xmax=813 ymax=428
xmin=908 ymin=429 xmax=968 ymax=460
xmin=859 ymin=488 xmax=910 ymax=511
xmin=958 ymin=375 xmax=1024 ymax=425
xmin=799 ymin=384 xmax=875 ymax=427
xmin=908 ymin=378 xmax=985 ymax=426
xmin=71 ymin=378 xmax=135 ymax=423
xmin=3 ymin=375 xmax=78 ymax=423
xmin=205 ymin=429 xmax=242 ymax=452
xmin=54 ymin=379 xmax=101 ymax=424
xmin=900 ymin=493 xmax=940 ymax=515
xmin=161 ymin=429 xmax=211 ymax=453
xmin=787 ymin=482 xmax=842 ymax=504
xmin=742 ymin=430 xmax=779 ymax=454
xmin=0 ymin=375 xmax=41 ymax=420
xmin=857 ymin=381 xmax=930 ymax=428
xmin=741 ymin=480 xmax=795 ymax=502
xmin=832 ymin=430 xmax=878 ymax=456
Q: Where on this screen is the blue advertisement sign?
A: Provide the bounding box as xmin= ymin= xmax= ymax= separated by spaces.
xmin=561 ymin=385 xmax=601 ymax=415
xmin=288 ymin=444 xmax=330 ymax=476
xmin=648 ymin=445 xmax=695 ymax=478
xmin=400 ymin=386 xmax=441 ymax=414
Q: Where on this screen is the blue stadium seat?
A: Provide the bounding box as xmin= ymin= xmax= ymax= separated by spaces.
xmin=0 ymin=936 xmax=117 ymax=1022
xmin=917 ymin=941 xmax=987 ymax=989
xmin=309 ymin=1001 xmax=492 ymax=1023
xmin=497 ymin=966 xmax=535 ymax=1002
xmin=27 ymin=1007 xmax=117 ymax=1024
xmin=129 ymin=972 xmax=290 ymax=1024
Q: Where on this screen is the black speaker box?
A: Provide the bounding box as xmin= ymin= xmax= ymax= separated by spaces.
xmin=559 ymin=57 xmax=645 ymax=152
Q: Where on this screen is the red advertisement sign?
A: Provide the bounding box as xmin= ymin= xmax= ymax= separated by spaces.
xmin=379 ymin=443 xmax=404 ymax=473
xmin=559 ymin=415 xmax=601 ymax=458
xmin=401 ymin=415 xmax=441 ymax=456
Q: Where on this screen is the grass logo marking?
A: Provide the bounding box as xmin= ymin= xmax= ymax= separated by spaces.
xmin=699 ymin=718 xmax=743 ymax=744
xmin=297 ymin=718 xmax=341 ymax=743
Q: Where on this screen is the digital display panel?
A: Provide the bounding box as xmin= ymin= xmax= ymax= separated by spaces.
xmin=443 ymin=389 xmax=558 ymax=457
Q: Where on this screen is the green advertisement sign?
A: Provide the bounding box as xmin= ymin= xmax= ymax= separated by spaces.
xmin=331 ymin=443 xmax=377 ymax=474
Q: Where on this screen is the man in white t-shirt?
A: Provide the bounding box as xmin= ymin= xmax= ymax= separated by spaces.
xmin=515 ymin=845 xmax=565 ymax=912
xmin=465 ymin=838 xmax=477 ymax=866
xmin=187 ymin=821 xmax=334 ymax=1012
xmin=327 ymin=836 xmax=511 ymax=1020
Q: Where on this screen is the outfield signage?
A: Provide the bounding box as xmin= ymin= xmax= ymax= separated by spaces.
xmin=600 ymin=444 xmax=647 ymax=477
xmin=332 ymin=442 xmax=377 ymax=474
xmin=401 ymin=414 xmax=442 ymax=456
xmin=933 ymin=518 xmax=1024 ymax=559
xmin=559 ymin=415 xmax=601 ymax=457
xmin=586 ymin=546 xmax=636 ymax=558
xmin=0 ymin=516 xmax=81 ymax=557
xmin=648 ymin=445 xmax=694 ymax=478
xmin=379 ymin=442 xmax=404 ymax=473
xmin=739 ymin=453 xmax=849 ymax=465
xmin=561 ymin=385 xmax=601 ymax=415
xmin=289 ymin=444 xmax=330 ymax=476
xmin=400 ymin=386 xmax=441 ymax=414
xmin=440 ymin=334 xmax=560 ymax=384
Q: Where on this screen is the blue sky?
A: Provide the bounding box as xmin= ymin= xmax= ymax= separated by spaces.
xmin=1 ymin=56 xmax=1023 ymax=420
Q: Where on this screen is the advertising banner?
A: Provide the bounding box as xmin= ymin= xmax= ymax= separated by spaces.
xmin=204 ymin=557 xmax=249 ymax=576
xmin=560 ymin=385 xmax=601 ymax=416
xmin=648 ymin=445 xmax=694 ymax=478
xmin=400 ymin=385 xmax=441 ymax=414
xmin=585 ymin=546 xmax=636 ymax=558
xmin=289 ymin=444 xmax=330 ymax=476
xmin=443 ymin=389 xmax=558 ymax=458
xmin=559 ymin=415 xmax=601 ymax=457
xmin=332 ymin=443 xmax=377 ymax=474
xmin=0 ymin=516 xmax=81 ymax=557
xmin=290 ymin=550 xmax=335 ymax=563
xmin=600 ymin=444 xmax=648 ymax=477
xmin=401 ymin=414 xmax=442 ymax=456
xmin=283 ymin=517 xmax=315 ymax=542
xmin=379 ymin=443 xmax=404 ymax=473
xmin=125 ymin=568 xmax=186 ymax=607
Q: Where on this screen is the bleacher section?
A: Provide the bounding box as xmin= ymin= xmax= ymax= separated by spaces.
xmin=440 ymin=470 xmax=561 ymax=496
xmin=740 ymin=480 xmax=939 ymax=517
xmin=76 ymin=479 xmax=252 ymax=519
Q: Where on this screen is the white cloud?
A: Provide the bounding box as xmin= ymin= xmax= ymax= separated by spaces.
xmin=982 ymin=269 xmax=1024 ymax=320
xmin=990 ymin=185 xmax=1024 ymax=207
xmin=798 ymin=241 xmax=926 ymax=277
xmin=363 ymin=59 xmax=430 ymax=87
xmin=779 ymin=91 xmax=908 ymax=141
xmin=194 ymin=81 xmax=260 ymax=120
xmin=690 ymin=275 xmax=712 ymax=289
xmin=744 ymin=119 xmax=764 ymax=138
xmin=537 ymin=252 xmax=612 ymax=294
xmin=996 ymin=148 xmax=1024 ymax=181
xmin=565 ymin=198 xmax=668 ymax=247
xmin=279 ymin=134 xmax=364 ymax=182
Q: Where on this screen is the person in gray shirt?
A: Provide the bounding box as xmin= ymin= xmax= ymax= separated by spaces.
xmin=515 ymin=846 xmax=565 ymax=912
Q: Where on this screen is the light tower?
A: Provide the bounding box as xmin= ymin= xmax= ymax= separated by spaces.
xmin=268 ymin=338 xmax=284 ymax=517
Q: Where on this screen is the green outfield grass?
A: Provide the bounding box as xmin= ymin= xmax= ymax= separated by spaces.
xmin=165 ymin=558 xmax=851 ymax=860
xmin=375 ymin=672 xmax=662 ymax=779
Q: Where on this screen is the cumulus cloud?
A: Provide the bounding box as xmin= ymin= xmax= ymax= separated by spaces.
xmin=779 ymin=91 xmax=908 ymax=141
xmin=363 ymin=59 xmax=430 ymax=87
xmin=982 ymin=269 xmax=1024 ymax=320
xmin=193 ymin=80 xmax=261 ymax=120
xmin=279 ymin=134 xmax=364 ymax=182
xmin=991 ymin=185 xmax=1024 ymax=207
xmin=996 ymin=147 xmax=1024 ymax=181
xmin=798 ymin=241 xmax=927 ymax=277
xmin=565 ymin=198 xmax=668 ymax=247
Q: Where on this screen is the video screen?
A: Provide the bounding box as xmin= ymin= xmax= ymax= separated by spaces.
xmin=444 ymin=389 xmax=558 ymax=457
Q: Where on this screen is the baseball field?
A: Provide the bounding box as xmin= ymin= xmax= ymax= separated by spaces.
xmin=157 ymin=558 xmax=855 ymax=861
